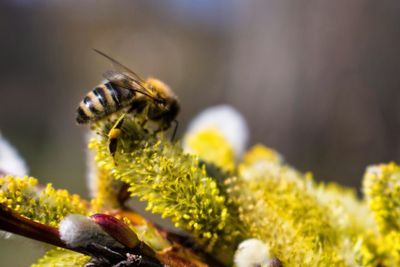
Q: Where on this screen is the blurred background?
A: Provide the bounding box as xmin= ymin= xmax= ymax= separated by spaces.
xmin=1 ymin=1 xmax=400 ymax=265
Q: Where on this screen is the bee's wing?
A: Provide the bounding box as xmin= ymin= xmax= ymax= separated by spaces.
xmin=103 ymin=70 xmax=159 ymax=101
xmin=94 ymin=49 xmax=163 ymax=102
xmin=93 ymin=49 xmax=145 ymax=83
xmin=103 ymin=70 xmax=137 ymax=89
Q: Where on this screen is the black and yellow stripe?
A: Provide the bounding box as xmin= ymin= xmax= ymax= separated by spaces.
xmin=105 ymin=82 xmax=121 ymax=109
xmin=76 ymin=82 xmax=134 ymax=124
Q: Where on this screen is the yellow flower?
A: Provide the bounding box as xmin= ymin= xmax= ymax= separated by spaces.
xmin=184 ymin=128 xmax=235 ymax=172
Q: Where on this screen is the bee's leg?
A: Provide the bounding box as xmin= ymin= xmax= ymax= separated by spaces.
xmin=84 ymin=243 xmax=126 ymax=266
xmin=139 ymin=118 xmax=148 ymax=128
xmin=128 ymin=99 xmax=149 ymax=131
xmin=153 ymin=120 xmax=179 ymax=142
xmin=108 ymin=114 xmax=126 ymax=157
xmin=171 ymin=119 xmax=179 ymax=142
xmin=113 ymin=253 xmax=164 ymax=267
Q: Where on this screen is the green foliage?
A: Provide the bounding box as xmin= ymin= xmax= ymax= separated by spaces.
xmin=32 ymin=248 xmax=90 ymax=267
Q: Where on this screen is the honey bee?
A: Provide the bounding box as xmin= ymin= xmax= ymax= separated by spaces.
xmin=77 ymin=50 xmax=180 ymax=154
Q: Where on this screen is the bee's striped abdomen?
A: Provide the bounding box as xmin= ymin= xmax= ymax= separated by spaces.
xmin=92 ymin=86 xmax=107 ymax=108
xmin=105 ymin=82 xmax=122 ymax=110
xmin=76 ymin=82 xmax=135 ymax=124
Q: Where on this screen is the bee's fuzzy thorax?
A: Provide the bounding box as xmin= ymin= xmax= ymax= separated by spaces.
xmin=146 ymin=77 xmax=174 ymax=98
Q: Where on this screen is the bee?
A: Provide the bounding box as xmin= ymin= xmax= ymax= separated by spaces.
xmin=76 ymin=50 xmax=180 ymax=155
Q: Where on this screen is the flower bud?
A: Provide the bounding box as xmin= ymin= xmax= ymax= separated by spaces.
xmin=90 ymin=213 xmax=140 ymax=248
xmin=184 ymin=105 xmax=249 ymax=158
xmin=59 ymin=214 xmax=121 ymax=248
xmin=234 ymin=238 xmax=273 ymax=267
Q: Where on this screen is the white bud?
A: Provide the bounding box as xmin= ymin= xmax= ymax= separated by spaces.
xmin=0 ymin=132 xmax=28 ymax=176
xmin=234 ymin=238 xmax=272 ymax=267
xmin=59 ymin=214 xmax=122 ymax=248
xmin=184 ymin=105 xmax=249 ymax=157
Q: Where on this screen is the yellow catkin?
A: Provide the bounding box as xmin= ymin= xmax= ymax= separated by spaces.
xmin=363 ymin=162 xmax=400 ymax=265
xmin=90 ymin=116 xmax=243 ymax=265
xmin=0 ymin=176 xmax=87 ymax=226
xmin=185 ymin=128 xmax=235 ymax=172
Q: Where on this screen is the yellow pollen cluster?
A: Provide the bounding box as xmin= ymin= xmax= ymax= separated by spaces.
xmin=0 ymin=176 xmax=87 ymax=226
xmin=185 ymin=128 xmax=235 ymax=172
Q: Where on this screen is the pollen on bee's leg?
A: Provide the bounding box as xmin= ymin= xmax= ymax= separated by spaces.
xmin=108 ymin=128 xmax=122 ymax=139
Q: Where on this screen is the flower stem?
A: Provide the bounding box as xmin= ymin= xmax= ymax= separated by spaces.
xmin=0 ymin=204 xmax=66 ymax=248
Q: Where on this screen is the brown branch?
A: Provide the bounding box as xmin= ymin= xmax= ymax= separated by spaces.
xmin=0 ymin=205 xmax=66 ymax=248
xmin=113 ymin=209 xmax=226 ymax=267
xmin=0 ymin=205 xmax=215 ymax=267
